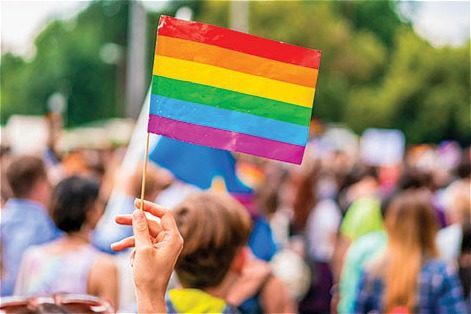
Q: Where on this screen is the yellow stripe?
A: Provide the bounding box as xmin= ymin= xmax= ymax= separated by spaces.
xmin=153 ymin=55 xmax=315 ymax=108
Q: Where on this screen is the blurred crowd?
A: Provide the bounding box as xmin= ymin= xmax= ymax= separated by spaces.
xmin=0 ymin=120 xmax=470 ymax=313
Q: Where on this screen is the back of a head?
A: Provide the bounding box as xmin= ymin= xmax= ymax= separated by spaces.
xmin=397 ymin=167 xmax=432 ymax=191
xmin=129 ymin=164 xmax=173 ymax=200
xmin=50 ymin=176 xmax=100 ymax=233
xmin=383 ymin=190 xmax=439 ymax=312
xmin=385 ymin=190 xmax=438 ymax=255
xmin=6 ymin=155 xmax=47 ymax=199
xmin=173 ymin=192 xmax=252 ymax=289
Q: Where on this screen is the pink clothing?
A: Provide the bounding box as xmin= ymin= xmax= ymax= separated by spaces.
xmin=14 ymin=243 xmax=101 ymax=296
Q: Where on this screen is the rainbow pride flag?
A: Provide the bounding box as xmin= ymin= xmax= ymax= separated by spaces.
xmin=148 ymin=16 xmax=321 ymax=164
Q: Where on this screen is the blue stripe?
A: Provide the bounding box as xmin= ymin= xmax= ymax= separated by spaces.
xmin=149 ymin=94 xmax=308 ymax=146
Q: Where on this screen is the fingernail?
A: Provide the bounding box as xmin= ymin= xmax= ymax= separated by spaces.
xmin=133 ymin=210 xmax=145 ymax=222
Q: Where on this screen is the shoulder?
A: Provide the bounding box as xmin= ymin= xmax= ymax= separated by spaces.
xmin=354 ymin=231 xmax=387 ymax=249
xmin=91 ymin=252 xmax=118 ymax=278
xmin=437 ymin=224 xmax=462 ymax=242
xmin=420 ymin=259 xmax=459 ymax=289
xmin=420 ymin=258 xmax=467 ymax=310
xmin=95 ymin=252 xmax=116 ymax=269
xmin=422 ymin=258 xmax=452 ymax=274
xmin=88 ymin=252 xmax=118 ymax=289
xmin=347 ymin=232 xmax=387 ymax=264
xmin=342 ymin=197 xmax=379 ymax=226
xmin=315 ymin=198 xmax=339 ymax=211
xmin=363 ymin=254 xmax=387 ymax=281
xmin=312 ymin=199 xmax=341 ymax=220
xmin=21 ymin=244 xmax=47 ymax=262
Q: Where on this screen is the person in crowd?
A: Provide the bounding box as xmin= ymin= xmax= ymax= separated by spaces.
xmin=437 ymin=179 xmax=470 ymax=261
xmin=113 ymin=192 xmax=294 ymax=313
xmin=226 ymin=249 xmax=296 ymax=314
xmin=437 ymin=151 xmax=471 ymax=262
xmin=458 ymin=224 xmax=471 ymax=310
xmin=252 ymin=175 xmax=310 ymax=304
xmin=354 ymin=190 xmax=466 ymax=313
xmin=338 ymin=166 xmax=382 ymax=242
xmin=331 ymin=166 xmax=381 ymax=293
xmin=298 ymin=160 xmax=341 ymax=313
xmin=1 ymin=156 xmax=61 ymax=296
xmin=163 ymin=192 xmax=260 ymax=313
xmin=336 ymin=195 xmax=392 ymax=313
xmin=14 ymin=176 xmax=119 ymax=309
xmin=337 ymin=168 xmax=431 ymax=313
xmin=223 ymin=171 xmax=296 ymax=314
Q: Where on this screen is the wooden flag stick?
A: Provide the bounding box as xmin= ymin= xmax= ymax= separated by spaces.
xmin=140 ymin=132 xmax=151 ymax=211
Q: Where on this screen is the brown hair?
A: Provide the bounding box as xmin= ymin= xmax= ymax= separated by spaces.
xmin=129 ymin=164 xmax=172 ymax=199
xmin=49 ymin=176 xmax=100 ymax=233
xmin=173 ymin=192 xmax=252 ymax=289
xmin=383 ymin=190 xmax=439 ymax=312
xmin=6 ymin=156 xmax=47 ymax=198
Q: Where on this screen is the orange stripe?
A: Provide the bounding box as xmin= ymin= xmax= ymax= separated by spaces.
xmin=156 ymin=35 xmax=318 ymax=88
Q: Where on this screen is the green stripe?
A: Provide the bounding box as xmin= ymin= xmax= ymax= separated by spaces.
xmin=152 ymin=75 xmax=312 ymax=127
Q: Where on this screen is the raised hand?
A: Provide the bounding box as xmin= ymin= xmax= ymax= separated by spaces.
xmin=111 ymin=199 xmax=183 ymax=313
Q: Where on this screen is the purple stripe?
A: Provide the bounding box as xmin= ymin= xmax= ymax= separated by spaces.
xmin=148 ymin=115 xmax=305 ymax=164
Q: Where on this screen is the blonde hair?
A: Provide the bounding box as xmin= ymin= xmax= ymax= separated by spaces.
xmin=383 ymin=190 xmax=439 ymax=312
xmin=173 ymin=192 xmax=252 ymax=289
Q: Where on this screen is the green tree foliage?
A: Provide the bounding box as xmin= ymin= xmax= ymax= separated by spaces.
xmin=1 ymin=1 xmax=129 ymax=126
xmin=345 ymin=29 xmax=470 ymax=143
xmin=1 ymin=0 xmax=469 ymax=144
xmin=332 ymin=0 xmax=407 ymax=50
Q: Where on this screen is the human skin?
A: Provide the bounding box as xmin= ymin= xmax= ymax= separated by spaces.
xmin=111 ymin=199 xmax=183 ymax=313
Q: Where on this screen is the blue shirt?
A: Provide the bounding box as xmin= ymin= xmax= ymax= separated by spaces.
xmin=1 ymin=199 xmax=61 ymax=296
xmin=354 ymin=259 xmax=467 ymax=313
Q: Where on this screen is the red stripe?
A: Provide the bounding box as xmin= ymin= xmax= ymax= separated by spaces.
xmin=157 ymin=15 xmax=321 ymax=69
xmin=148 ymin=114 xmax=305 ymax=164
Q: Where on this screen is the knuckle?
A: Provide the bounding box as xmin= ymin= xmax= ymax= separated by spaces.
xmin=175 ymin=234 xmax=184 ymax=247
xmin=138 ymin=246 xmax=154 ymax=255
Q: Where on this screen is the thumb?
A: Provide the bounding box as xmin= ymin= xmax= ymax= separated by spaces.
xmin=132 ymin=210 xmax=152 ymax=248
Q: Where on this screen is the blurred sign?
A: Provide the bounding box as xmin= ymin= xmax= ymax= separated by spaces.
xmin=5 ymin=115 xmax=49 ymax=155
xmin=361 ymin=128 xmax=405 ymax=166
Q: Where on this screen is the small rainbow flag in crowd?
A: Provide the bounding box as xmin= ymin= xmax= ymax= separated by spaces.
xmin=148 ymin=16 xmax=321 ymax=164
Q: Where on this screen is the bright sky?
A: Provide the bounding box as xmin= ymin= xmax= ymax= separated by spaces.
xmin=1 ymin=0 xmax=470 ymax=57
xmin=0 ymin=1 xmax=90 ymax=56
xmin=399 ymin=0 xmax=470 ymax=47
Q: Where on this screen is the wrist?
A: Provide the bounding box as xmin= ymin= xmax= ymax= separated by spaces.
xmin=136 ymin=290 xmax=166 ymax=313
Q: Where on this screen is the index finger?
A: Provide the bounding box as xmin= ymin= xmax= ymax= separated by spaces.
xmin=134 ymin=199 xmax=169 ymax=218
